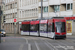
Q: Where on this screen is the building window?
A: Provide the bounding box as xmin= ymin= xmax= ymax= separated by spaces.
xmin=43 ymin=6 xmax=48 ymax=13
xmin=10 ymin=4 xmax=12 ymax=9
xmin=67 ymin=4 xmax=70 ymax=10
xmin=15 ymin=3 xmax=17 ymax=8
xmin=54 ymin=5 xmax=60 ymax=12
xmin=15 ymin=13 xmax=17 ymax=18
xmin=66 ymin=3 xmax=73 ymax=10
xmin=71 ymin=3 xmax=73 ymax=10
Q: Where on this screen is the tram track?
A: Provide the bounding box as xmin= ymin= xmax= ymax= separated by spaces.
xmin=44 ymin=40 xmax=58 ymax=50
xmin=23 ymin=36 xmax=75 ymax=50
xmin=55 ymin=39 xmax=75 ymax=50
xmin=31 ymin=37 xmax=66 ymax=50
xmin=38 ymin=37 xmax=75 ymax=50
xmin=37 ymin=38 xmax=58 ymax=50
xmin=34 ymin=41 xmax=40 ymax=50
xmin=24 ymin=38 xmax=32 ymax=50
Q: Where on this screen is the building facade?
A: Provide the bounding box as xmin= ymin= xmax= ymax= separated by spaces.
xmin=2 ymin=0 xmax=75 ymax=34
xmin=2 ymin=0 xmax=18 ymax=33
xmin=0 ymin=0 xmax=2 ymax=4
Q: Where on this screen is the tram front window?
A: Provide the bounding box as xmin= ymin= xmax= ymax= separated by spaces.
xmin=55 ymin=22 xmax=65 ymax=33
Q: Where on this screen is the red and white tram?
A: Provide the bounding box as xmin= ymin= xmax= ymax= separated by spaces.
xmin=20 ymin=17 xmax=66 ymax=39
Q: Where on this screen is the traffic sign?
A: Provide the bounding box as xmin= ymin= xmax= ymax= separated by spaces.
xmin=14 ymin=19 xmax=16 ymax=22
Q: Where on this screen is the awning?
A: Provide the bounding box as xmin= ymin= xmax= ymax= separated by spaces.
xmin=64 ymin=17 xmax=75 ymax=20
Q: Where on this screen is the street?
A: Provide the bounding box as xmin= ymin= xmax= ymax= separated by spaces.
xmin=0 ymin=34 xmax=75 ymax=50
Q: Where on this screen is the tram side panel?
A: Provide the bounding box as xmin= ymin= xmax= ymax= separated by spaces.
xmin=40 ymin=20 xmax=48 ymax=37
xmin=48 ymin=19 xmax=55 ymax=38
xmin=20 ymin=21 xmax=30 ymax=35
xmin=30 ymin=20 xmax=39 ymax=36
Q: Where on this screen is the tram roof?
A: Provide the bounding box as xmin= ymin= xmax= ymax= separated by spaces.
xmin=22 ymin=21 xmax=30 ymax=24
xmin=30 ymin=20 xmax=39 ymax=25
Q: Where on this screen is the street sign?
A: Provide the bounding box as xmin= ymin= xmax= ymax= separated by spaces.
xmin=14 ymin=19 xmax=16 ymax=22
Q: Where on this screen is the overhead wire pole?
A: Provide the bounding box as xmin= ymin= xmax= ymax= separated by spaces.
xmin=41 ymin=0 xmax=43 ymax=19
xmin=39 ymin=0 xmax=43 ymax=36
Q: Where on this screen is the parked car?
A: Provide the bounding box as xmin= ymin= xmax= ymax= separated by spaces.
xmin=0 ymin=29 xmax=6 ymax=37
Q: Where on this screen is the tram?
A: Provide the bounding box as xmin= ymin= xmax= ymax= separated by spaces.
xmin=20 ymin=21 xmax=30 ymax=35
xmin=30 ymin=20 xmax=39 ymax=36
xmin=20 ymin=17 xmax=66 ymax=39
xmin=48 ymin=18 xmax=66 ymax=38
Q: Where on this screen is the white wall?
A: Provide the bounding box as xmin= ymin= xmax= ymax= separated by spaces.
xmin=39 ymin=13 xmax=48 ymax=18
xmin=20 ymin=4 xmax=38 ymax=10
xmin=4 ymin=8 xmax=17 ymax=14
xmin=49 ymin=0 xmax=60 ymax=5
xmin=66 ymin=0 xmax=73 ymax=3
xmin=49 ymin=12 xmax=60 ymax=17
xmin=39 ymin=2 xmax=48 ymax=7
xmin=6 ymin=19 xmax=14 ymax=23
xmin=5 ymin=0 xmax=15 ymax=4
xmin=61 ymin=0 xmax=73 ymax=4
xmin=60 ymin=10 xmax=73 ymax=16
xmin=49 ymin=0 xmax=73 ymax=5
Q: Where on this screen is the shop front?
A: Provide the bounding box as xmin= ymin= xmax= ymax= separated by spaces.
xmin=64 ymin=17 xmax=75 ymax=35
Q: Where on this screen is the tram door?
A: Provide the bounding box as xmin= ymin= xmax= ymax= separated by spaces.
xmin=40 ymin=20 xmax=48 ymax=37
xmin=48 ymin=19 xmax=55 ymax=38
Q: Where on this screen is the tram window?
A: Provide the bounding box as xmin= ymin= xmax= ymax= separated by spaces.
xmin=61 ymin=22 xmax=65 ymax=32
xmin=20 ymin=25 xmax=22 ymax=30
xmin=30 ymin=24 xmax=39 ymax=31
xmin=52 ymin=23 xmax=54 ymax=32
xmin=40 ymin=24 xmax=48 ymax=32
xmin=48 ymin=23 xmax=52 ymax=32
xmin=22 ymin=24 xmax=30 ymax=31
xmin=22 ymin=24 xmax=25 ymax=31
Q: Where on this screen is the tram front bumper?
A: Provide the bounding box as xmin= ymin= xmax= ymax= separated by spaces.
xmin=55 ymin=35 xmax=66 ymax=38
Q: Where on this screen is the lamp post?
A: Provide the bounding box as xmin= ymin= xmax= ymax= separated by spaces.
xmin=0 ymin=12 xmax=1 ymax=43
xmin=0 ymin=2 xmax=5 ymax=43
xmin=38 ymin=0 xmax=43 ymax=36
